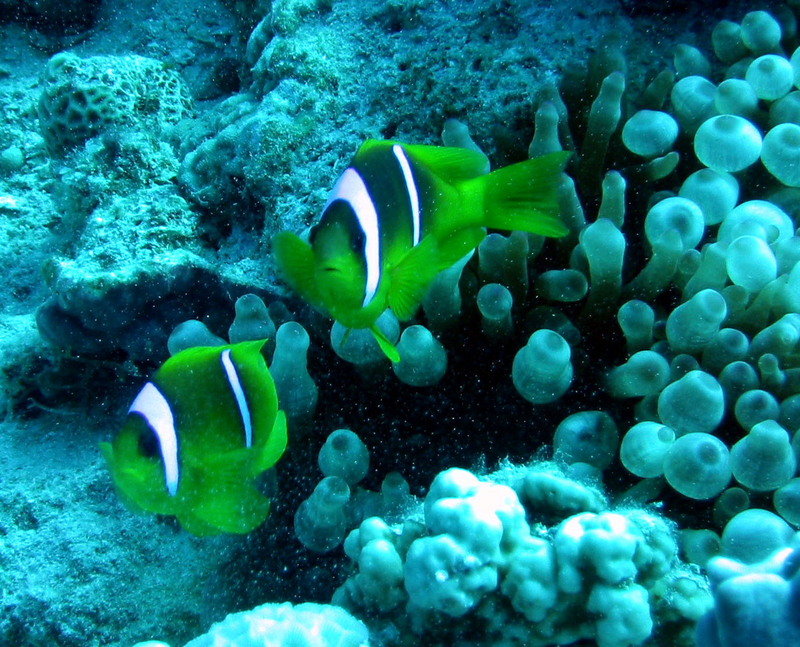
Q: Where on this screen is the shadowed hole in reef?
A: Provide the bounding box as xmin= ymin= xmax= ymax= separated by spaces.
xmin=223 ymin=282 xmax=651 ymax=608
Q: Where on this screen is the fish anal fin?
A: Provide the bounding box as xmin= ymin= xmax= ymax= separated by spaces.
xmin=185 ymin=483 xmax=271 ymax=535
xmin=186 ymin=450 xmax=272 ymax=535
xmin=371 ymin=325 xmax=401 ymax=363
xmin=437 ymin=227 xmax=487 ymax=270
xmin=177 ymin=511 xmax=221 ymax=536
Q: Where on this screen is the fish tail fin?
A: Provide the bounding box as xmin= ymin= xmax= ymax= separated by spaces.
xmin=468 ymin=151 xmax=571 ymax=237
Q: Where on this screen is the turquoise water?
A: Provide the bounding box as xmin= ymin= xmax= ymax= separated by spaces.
xmin=0 ymin=0 xmax=796 ymax=645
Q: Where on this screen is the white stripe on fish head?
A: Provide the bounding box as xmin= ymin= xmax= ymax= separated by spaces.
xmin=324 ymin=167 xmax=381 ymax=307
xmin=128 ymin=381 xmax=180 ymax=496
xmin=392 ymin=144 xmax=421 ymax=247
xmin=220 ymin=348 xmax=253 ymax=448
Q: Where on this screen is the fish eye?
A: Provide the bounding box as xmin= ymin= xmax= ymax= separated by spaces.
xmin=349 ymin=229 xmax=365 ymax=254
xmin=137 ymin=427 xmax=160 ymax=459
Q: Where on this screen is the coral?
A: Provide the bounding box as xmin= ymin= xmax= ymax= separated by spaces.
xmin=181 ymin=601 xmax=370 ymax=647
xmin=269 ymin=321 xmax=318 ymax=427
xmin=333 ymin=463 xmax=709 ymax=646
xmin=178 ymin=0 xmax=637 ymax=241
xmin=270 ymin=0 xmax=334 ymax=36
xmin=452 ymin=4 xmax=800 ymax=520
xmin=176 ymin=86 xmax=324 ymax=227
xmin=34 ymin=187 xmax=238 ymax=361
xmin=38 ymin=52 xmax=192 ymax=155
xmin=318 ymin=429 xmax=370 ymax=486
xmin=512 ymin=329 xmax=573 ymax=404
xmin=295 ymin=476 xmax=352 ymax=553
xmin=0 ymin=313 xmax=44 ymax=414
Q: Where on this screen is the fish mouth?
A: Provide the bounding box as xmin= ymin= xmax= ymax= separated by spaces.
xmin=322 ymin=266 xmax=342 ymax=274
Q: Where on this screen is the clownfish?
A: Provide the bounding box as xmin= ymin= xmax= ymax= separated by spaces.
xmin=273 ymin=140 xmax=569 ymax=360
xmin=100 ymin=340 xmax=287 ymax=536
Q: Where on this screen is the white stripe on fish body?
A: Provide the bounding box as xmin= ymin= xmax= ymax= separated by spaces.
xmin=129 ymin=381 xmax=180 ymax=497
xmin=392 ymin=144 xmax=421 ymax=247
xmin=220 ymin=348 xmax=253 ymax=448
xmin=324 ymin=167 xmax=381 ymax=307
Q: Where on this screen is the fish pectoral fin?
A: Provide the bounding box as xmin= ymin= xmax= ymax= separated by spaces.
xmin=388 ymin=235 xmax=441 ymax=322
xmin=98 ymin=441 xmax=116 ymax=471
xmin=370 ymin=325 xmax=401 ymax=363
xmin=272 ymin=231 xmax=324 ymax=309
xmin=402 ymin=142 xmax=490 ymax=181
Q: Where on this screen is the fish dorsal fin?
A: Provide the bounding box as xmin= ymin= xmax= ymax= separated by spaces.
xmin=272 ymin=232 xmax=324 ymax=310
xmin=354 ymin=139 xmax=392 ymax=156
xmin=370 ymin=325 xmax=400 ymax=363
xmin=388 ymin=235 xmax=442 ymax=321
xmin=355 ymin=139 xmax=489 ymax=181
xmin=398 ymin=143 xmax=491 ymax=182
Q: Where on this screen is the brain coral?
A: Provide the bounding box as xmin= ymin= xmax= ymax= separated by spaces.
xmin=38 ymin=52 xmax=193 ymax=154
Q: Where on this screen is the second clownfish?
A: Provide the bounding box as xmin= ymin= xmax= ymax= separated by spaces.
xmin=273 ymin=140 xmax=569 ymax=360
xmin=100 ymin=341 xmax=287 ymax=536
